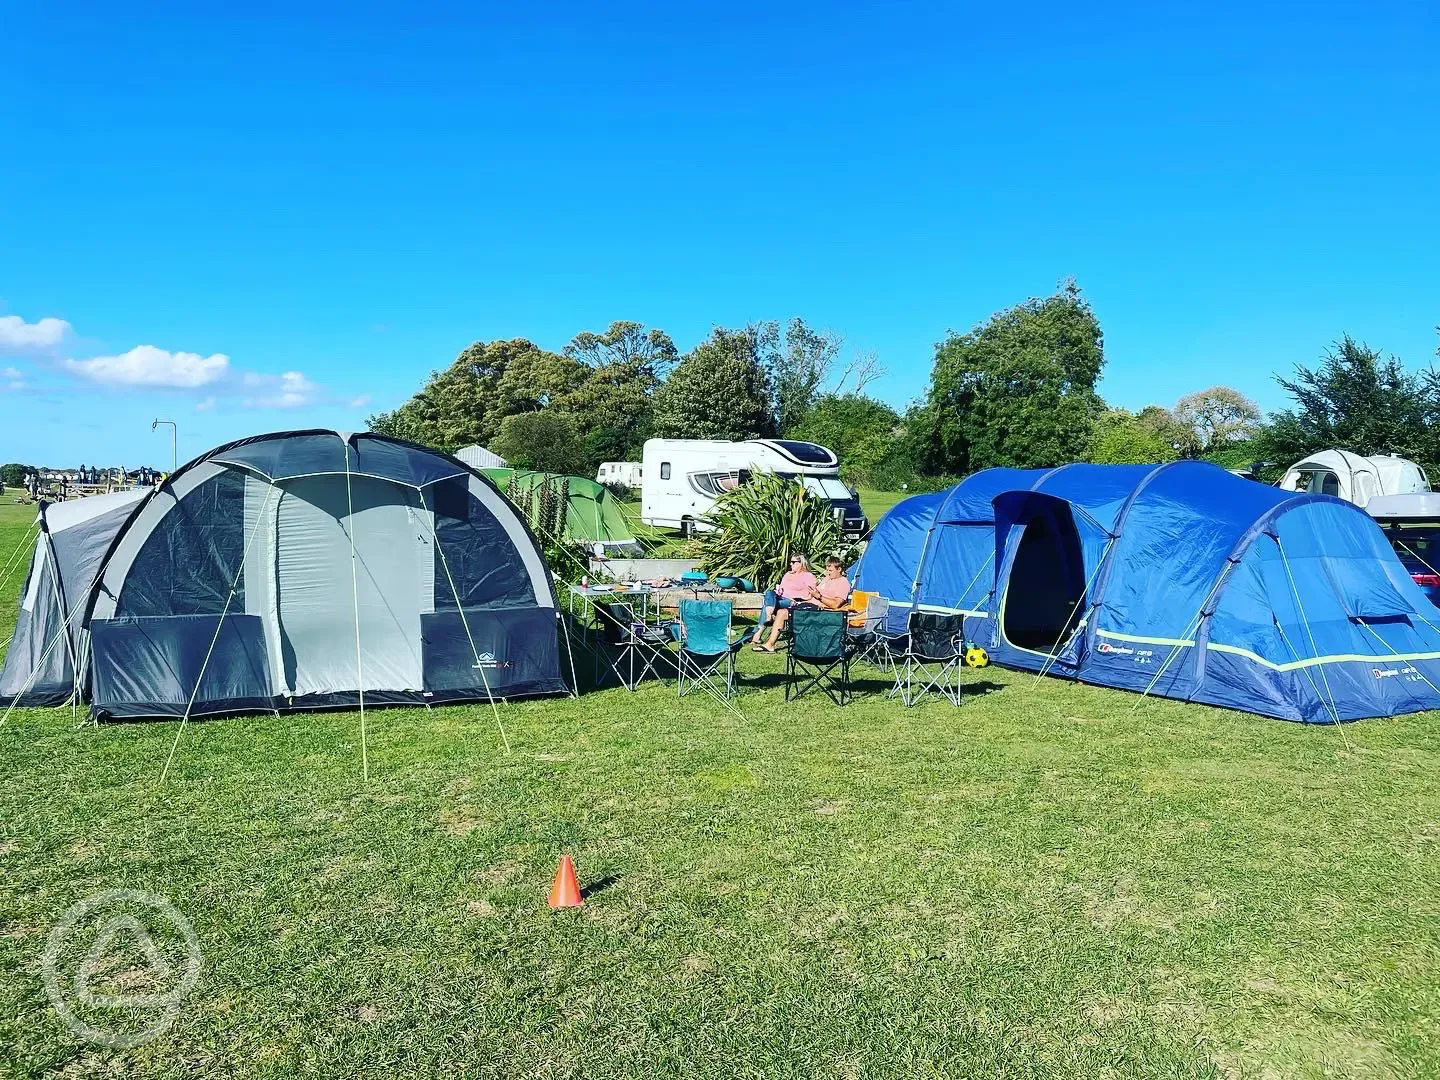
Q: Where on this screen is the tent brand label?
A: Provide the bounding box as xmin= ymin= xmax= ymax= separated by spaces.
xmin=1097 ymin=642 xmax=1154 ymax=664
xmin=1372 ymin=666 xmax=1418 ymax=679
xmin=472 ymin=653 xmax=515 ymax=670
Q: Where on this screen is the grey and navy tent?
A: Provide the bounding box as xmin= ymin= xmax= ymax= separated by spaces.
xmin=855 ymin=461 xmax=1440 ymax=722
xmin=0 ymin=430 xmax=568 ymax=719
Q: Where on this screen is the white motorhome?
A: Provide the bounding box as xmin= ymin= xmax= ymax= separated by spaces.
xmin=1278 ymin=450 xmax=1429 ymax=508
xmin=596 ymin=461 xmax=643 ymax=488
xmin=641 ymin=438 xmax=867 ymax=537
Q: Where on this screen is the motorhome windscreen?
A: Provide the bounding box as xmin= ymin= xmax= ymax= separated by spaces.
xmin=771 ymin=440 xmax=834 ymax=465
xmin=802 ymin=477 xmax=852 ymax=500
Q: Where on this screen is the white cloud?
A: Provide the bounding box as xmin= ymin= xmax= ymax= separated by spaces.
xmin=347 ymin=394 xmax=372 ymax=408
xmin=242 ymin=370 xmax=320 ymax=409
xmin=64 ymin=345 xmax=229 ymax=388
xmin=195 ymin=396 xmax=217 ymax=413
xmin=1 ymin=366 xmax=21 ymax=379
xmin=0 ymin=315 xmax=71 ymax=352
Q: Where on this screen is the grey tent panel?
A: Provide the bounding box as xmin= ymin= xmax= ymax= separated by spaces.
xmin=0 ymin=487 xmax=148 ymax=707
xmin=1 ymin=430 xmax=567 ymax=718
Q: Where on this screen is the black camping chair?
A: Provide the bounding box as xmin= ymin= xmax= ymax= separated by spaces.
xmin=596 ymin=601 xmax=674 ymax=690
xmin=786 ymin=608 xmax=854 ymax=705
xmin=892 ymin=611 xmax=964 ymax=706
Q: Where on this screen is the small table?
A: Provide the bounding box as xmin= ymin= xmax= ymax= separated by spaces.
xmin=568 ymin=584 xmax=677 ymax=689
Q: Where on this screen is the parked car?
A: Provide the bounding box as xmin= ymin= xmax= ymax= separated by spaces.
xmin=640 ymin=438 xmax=867 ymax=538
xmin=1368 ymin=492 xmax=1440 ymax=606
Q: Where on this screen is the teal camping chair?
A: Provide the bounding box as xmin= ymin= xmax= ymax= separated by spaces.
xmin=786 ymin=608 xmax=853 ymax=705
xmin=676 ymin=599 xmax=745 ymax=699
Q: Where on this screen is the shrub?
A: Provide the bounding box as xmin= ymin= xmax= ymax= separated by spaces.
xmin=687 ymin=472 xmax=857 ymax=587
xmin=600 ymin=481 xmax=635 ymax=501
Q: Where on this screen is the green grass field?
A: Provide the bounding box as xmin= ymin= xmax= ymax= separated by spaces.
xmin=2 ymin=498 xmax=1440 ymax=1077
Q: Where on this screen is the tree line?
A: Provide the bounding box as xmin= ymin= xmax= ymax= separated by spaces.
xmin=369 ymin=285 xmax=1440 ymax=490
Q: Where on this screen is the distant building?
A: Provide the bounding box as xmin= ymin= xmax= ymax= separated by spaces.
xmin=455 ymin=445 xmax=507 ymax=470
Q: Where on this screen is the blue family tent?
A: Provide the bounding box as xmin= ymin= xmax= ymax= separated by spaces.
xmin=855 ymin=467 xmax=1051 ymax=631
xmin=855 ymin=461 xmax=1440 ymax=722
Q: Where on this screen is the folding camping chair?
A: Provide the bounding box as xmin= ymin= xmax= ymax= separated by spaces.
xmin=891 ymin=611 xmax=964 ymax=706
xmin=676 ymin=599 xmax=746 ymax=699
xmin=595 ymin=602 xmax=674 ymax=690
xmin=786 ymin=608 xmax=854 ymax=705
xmin=847 ymin=594 xmax=892 ymax=672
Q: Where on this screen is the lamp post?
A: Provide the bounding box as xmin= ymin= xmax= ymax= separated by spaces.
xmin=152 ymin=419 xmax=177 ymax=474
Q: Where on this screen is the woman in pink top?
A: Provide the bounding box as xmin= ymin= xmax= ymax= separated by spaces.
xmin=755 ymin=555 xmax=852 ymax=651
xmin=753 ymin=554 xmax=817 ymax=652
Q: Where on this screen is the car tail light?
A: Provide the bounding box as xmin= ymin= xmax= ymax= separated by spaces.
xmin=1412 ymin=573 xmax=1440 ymax=587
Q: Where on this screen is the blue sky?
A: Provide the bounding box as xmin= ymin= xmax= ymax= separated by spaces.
xmin=3 ymin=1 xmax=1437 ymax=467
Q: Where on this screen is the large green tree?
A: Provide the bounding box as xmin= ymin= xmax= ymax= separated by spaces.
xmin=1260 ymin=336 xmax=1436 ymax=469
xmin=1174 ymin=386 xmax=1261 ymax=453
xmin=652 ymin=325 xmax=776 ymax=440
xmin=1089 ymin=409 xmax=1179 ymax=465
xmin=791 ymin=393 xmax=899 ymax=481
xmin=772 ymin=318 xmax=842 ymax=436
xmin=491 ymin=411 xmax=590 ymax=475
xmin=564 ymin=320 xmax=678 ymax=375
xmin=562 ymin=321 xmax=675 ymax=462
xmin=1 ymin=464 xmax=33 ymax=488
xmin=367 ymin=322 xmax=676 ymax=466
xmin=367 ymin=338 xmax=573 ymax=451
xmin=922 ymin=282 xmax=1105 ymax=473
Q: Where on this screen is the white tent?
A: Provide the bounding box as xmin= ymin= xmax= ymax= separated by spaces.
xmin=1279 ymin=450 xmax=1428 ymax=508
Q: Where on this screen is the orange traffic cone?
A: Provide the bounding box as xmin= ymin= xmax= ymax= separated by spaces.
xmin=548 ymin=854 xmax=583 ymax=909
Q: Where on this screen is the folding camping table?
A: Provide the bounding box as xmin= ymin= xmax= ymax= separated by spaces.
xmin=567 ymin=584 xmax=677 ymax=689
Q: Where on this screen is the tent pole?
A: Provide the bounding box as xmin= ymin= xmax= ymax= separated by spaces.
xmin=159 ymin=479 xmax=278 ymax=784
xmin=342 ymin=437 xmax=369 ymax=783
xmin=0 ymin=572 xmax=105 ymax=729
xmin=1129 ymin=565 xmax=1236 ymax=712
xmin=559 ymin=612 xmax=580 ymax=698
xmin=38 ymin=534 xmax=82 ymax=716
xmin=1274 ymin=536 xmax=1346 ymax=733
xmin=0 ymin=522 xmax=38 ymax=594
xmin=416 ymin=487 xmax=510 ymax=754
xmin=1272 ymin=621 xmax=1350 ymax=744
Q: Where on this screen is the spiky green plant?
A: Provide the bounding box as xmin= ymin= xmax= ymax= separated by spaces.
xmin=688 ymin=471 xmax=857 ymax=587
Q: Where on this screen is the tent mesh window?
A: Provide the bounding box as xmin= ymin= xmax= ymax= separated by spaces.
xmin=431 ymin=479 xmax=536 ymax=610
xmin=117 ymin=469 xmax=248 ymax=617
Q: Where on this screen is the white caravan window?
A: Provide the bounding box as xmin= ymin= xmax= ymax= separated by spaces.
xmin=660 ymin=462 xmax=671 ymax=480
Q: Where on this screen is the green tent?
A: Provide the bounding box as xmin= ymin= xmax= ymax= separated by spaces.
xmin=483 ymin=469 xmax=641 ymax=554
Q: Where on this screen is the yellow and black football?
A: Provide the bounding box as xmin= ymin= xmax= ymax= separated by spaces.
xmin=964 ymin=647 xmax=990 ymax=669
